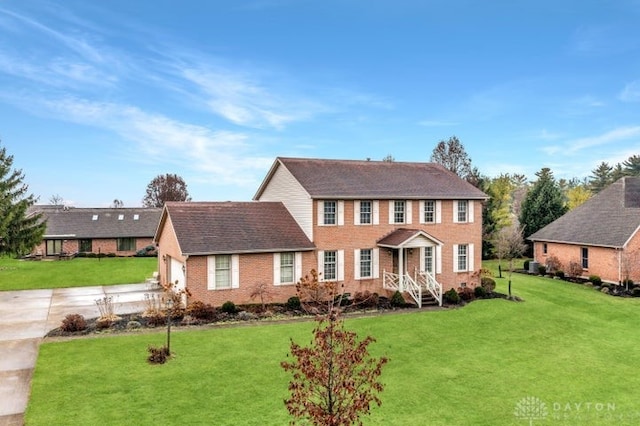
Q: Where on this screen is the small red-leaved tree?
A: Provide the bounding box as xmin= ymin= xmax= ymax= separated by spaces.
xmin=282 ymin=270 xmax=388 ymax=425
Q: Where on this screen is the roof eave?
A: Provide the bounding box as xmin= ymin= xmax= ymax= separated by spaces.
xmin=183 ymin=246 xmax=316 ymax=256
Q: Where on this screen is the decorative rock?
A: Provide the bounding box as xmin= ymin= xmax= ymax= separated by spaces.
xmin=126 ymin=320 xmax=142 ymax=329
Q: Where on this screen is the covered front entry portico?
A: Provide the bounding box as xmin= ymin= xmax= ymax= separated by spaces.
xmin=377 ymin=228 xmax=443 ymax=307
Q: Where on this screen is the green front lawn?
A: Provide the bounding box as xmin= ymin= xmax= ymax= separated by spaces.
xmin=0 ymin=256 xmax=157 ymax=290
xmin=27 ymin=262 xmax=640 ymax=425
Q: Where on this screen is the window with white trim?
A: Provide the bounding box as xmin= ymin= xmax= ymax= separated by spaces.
xmin=324 ymin=251 xmax=337 ymax=281
xmin=280 ymin=252 xmax=294 ymax=284
xmin=457 ymin=244 xmax=468 ymax=271
xmin=457 ymin=200 xmax=468 ymax=223
xmin=424 ymin=246 xmax=434 ymax=274
xmin=394 ymin=201 xmax=405 ymax=224
xmin=359 ymin=249 xmax=372 ymax=279
xmin=360 ymin=200 xmax=372 ymax=224
xmin=424 ymin=200 xmax=435 ymax=223
xmin=215 ymin=255 xmax=232 ymax=289
xmin=324 ymin=201 xmax=336 ymax=225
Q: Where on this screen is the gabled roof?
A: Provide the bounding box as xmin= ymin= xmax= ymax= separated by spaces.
xmin=254 ymin=157 xmax=488 ymax=200
xmin=158 ymin=201 xmax=315 ymax=255
xmin=34 ymin=206 xmax=161 ymax=239
xmin=377 ymin=228 xmax=443 ymax=248
xmin=528 ymin=177 xmax=640 ymax=248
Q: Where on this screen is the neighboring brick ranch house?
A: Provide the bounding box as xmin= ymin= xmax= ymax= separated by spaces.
xmin=154 ymin=157 xmax=488 ymax=307
xmin=31 ymin=206 xmax=162 ymax=257
xmin=528 ymin=177 xmax=640 ymax=284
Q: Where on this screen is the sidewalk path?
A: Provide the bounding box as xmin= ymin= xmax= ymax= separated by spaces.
xmin=0 ymin=284 xmax=161 ymax=426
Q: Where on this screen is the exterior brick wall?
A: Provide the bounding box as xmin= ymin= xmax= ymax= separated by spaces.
xmin=534 ymin=237 xmax=640 ymax=284
xmin=33 ymin=237 xmax=154 ymax=257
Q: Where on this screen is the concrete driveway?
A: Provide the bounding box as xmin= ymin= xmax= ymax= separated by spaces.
xmin=0 ymin=284 xmax=161 ymax=426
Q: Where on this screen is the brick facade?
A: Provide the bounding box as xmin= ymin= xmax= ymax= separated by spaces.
xmin=34 ymin=237 xmax=154 ymax=257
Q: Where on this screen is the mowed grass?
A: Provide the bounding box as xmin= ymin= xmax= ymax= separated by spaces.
xmin=0 ymin=256 xmax=157 ymax=290
xmin=26 ymin=262 xmax=640 ymax=425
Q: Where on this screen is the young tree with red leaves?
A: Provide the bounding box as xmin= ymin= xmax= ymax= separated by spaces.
xmin=282 ymin=270 xmax=388 ymax=426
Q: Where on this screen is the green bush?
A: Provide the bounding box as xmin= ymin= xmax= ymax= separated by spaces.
xmin=538 ymin=265 xmax=547 ymax=276
xmin=523 ymin=260 xmax=530 ymax=271
xmin=622 ymin=279 xmax=634 ymax=288
xmin=221 ymin=301 xmax=237 ymax=314
xmin=555 ymin=270 xmax=565 ymax=279
xmin=390 ymin=290 xmax=405 ymax=307
xmin=60 ymin=314 xmax=87 ymax=332
xmin=474 ymin=286 xmax=487 ymax=298
xmin=285 ymin=296 xmax=301 ymax=310
xmin=443 ymin=288 xmax=460 ymax=304
xmin=632 ymin=287 xmax=640 ymax=297
xmin=480 ymin=277 xmax=496 ymax=293
xmin=589 ymin=275 xmax=602 ymax=286
xmin=457 ymin=287 xmax=475 ymax=301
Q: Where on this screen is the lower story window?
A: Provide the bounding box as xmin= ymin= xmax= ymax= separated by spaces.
xmin=79 ymin=239 xmax=92 ymax=253
xmin=324 ymin=251 xmax=337 ymax=281
xmin=215 ymin=255 xmax=231 ymax=289
xmin=581 ymin=247 xmax=589 ymax=269
xmin=46 ymin=240 xmax=62 ymax=255
xmin=280 ymin=252 xmax=294 ymax=284
xmin=457 ymin=244 xmax=468 ymax=271
xmin=359 ymin=249 xmax=372 ymax=278
xmin=117 ymin=237 xmax=136 ymax=251
xmin=424 ymin=246 xmax=434 ymax=274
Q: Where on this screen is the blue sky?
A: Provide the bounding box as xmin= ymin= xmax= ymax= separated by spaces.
xmin=1 ymin=0 xmax=639 ymax=207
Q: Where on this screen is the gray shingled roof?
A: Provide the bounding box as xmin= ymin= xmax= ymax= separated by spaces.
xmin=255 ymin=157 xmax=488 ymax=200
xmin=528 ymin=177 xmax=640 ymax=248
xmin=161 ymin=202 xmax=315 ymax=255
xmin=36 ymin=206 xmax=161 ymax=239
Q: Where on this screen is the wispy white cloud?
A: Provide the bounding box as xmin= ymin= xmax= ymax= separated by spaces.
xmin=541 ymin=126 xmax=640 ymax=157
xmin=619 ymin=80 xmax=640 ymax=102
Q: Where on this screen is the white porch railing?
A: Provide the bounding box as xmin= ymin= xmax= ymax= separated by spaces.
xmin=383 ymin=270 xmax=423 ymax=308
xmin=416 ymin=269 xmax=443 ymax=307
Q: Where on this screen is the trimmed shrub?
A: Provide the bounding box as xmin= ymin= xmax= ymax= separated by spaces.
xmin=457 ymin=287 xmax=475 ymax=301
xmin=186 ymin=300 xmax=216 ymax=321
xmin=443 ymin=288 xmax=460 ymax=304
xmin=622 ymin=279 xmax=634 ymax=288
xmin=523 ymin=260 xmax=530 ymax=272
xmin=474 ymin=286 xmax=487 ymax=298
xmin=147 ymin=345 xmax=169 ymax=364
xmin=480 ymin=277 xmax=496 ymax=293
xmin=632 ymin=287 xmax=640 ymax=297
xmin=588 ymin=275 xmax=602 ymax=286
xmin=60 ymin=314 xmax=87 ymax=332
xmin=537 ymin=265 xmax=547 ymax=276
xmin=221 ymin=301 xmax=237 ymax=314
xmin=555 ymin=270 xmax=565 ymax=279
xmin=286 ymin=296 xmax=301 ymax=311
xmin=390 ymin=290 xmax=405 ymax=307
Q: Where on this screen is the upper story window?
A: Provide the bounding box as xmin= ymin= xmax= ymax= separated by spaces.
xmin=457 ymin=200 xmax=468 ymax=223
xmin=359 ymin=200 xmax=372 ymax=224
xmin=394 ymin=201 xmax=405 ymax=224
xmin=324 ymin=201 xmax=336 ymax=225
xmin=424 ymin=200 xmax=435 ymax=223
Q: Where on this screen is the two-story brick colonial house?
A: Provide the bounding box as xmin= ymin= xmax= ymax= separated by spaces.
xmin=154 ymin=157 xmax=487 ymax=307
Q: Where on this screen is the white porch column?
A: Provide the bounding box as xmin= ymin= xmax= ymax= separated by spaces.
xmin=399 ymin=247 xmax=404 ymax=291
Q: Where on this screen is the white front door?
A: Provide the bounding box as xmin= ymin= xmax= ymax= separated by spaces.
xmin=169 ymin=258 xmax=186 ymax=292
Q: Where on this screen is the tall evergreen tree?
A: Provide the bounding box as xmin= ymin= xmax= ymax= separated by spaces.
xmin=588 ymin=162 xmax=613 ymax=193
xmin=519 ymin=168 xmax=567 ymax=238
xmin=611 ymin=163 xmax=626 ymax=181
xmin=0 ymin=143 xmax=46 ymax=256
xmin=622 ymin=155 xmax=640 ymax=176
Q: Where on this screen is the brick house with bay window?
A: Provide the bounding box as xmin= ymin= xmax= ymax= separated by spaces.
xmin=154 ymin=157 xmax=488 ymax=307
